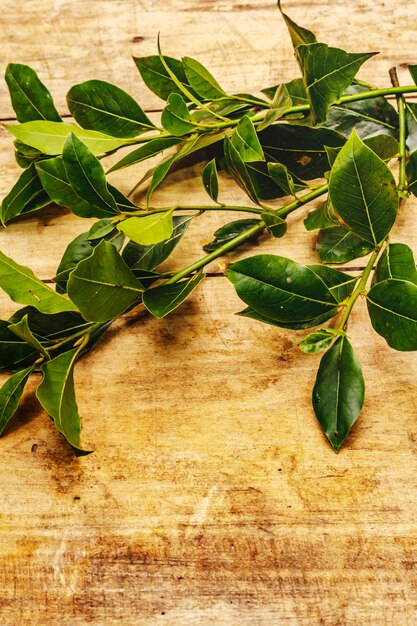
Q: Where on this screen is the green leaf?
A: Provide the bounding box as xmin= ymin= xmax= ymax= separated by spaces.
xmin=307 ymin=264 xmax=356 ymax=303
xmin=161 ymin=93 xmax=197 ymax=136
xmin=122 ymin=215 xmax=192 ymax=271
xmin=257 ymin=84 xmax=293 ymax=131
xmin=373 ymin=243 xmax=417 ymax=286
xmin=260 ymin=211 xmax=287 ymax=238
xmin=202 ymin=159 xmax=219 ymax=203
xmin=329 ymin=130 xmax=398 ymax=245
xmin=62 ymin=133 xmax=119 ymax=217
xmin=405 ymin=102 xmax=417 ymax=152
xmin=8 ymin=315 xmax=50 ymax=359
xmin=223 ymin=137 xmax=259 ymax=204
xmin=0 ymin=367 xmax=33 ymax=436
xmin=87 ymin=219 xmax=117 ymax=240
xmin=316 ymin=225 xmax=373 ymax=264
xmin=5 ymin=63 xmax=62 ymax=123
xmin=134 ymin=55 xmax=192 ymax=101
xmin=118 ymin=210 xmax=174 ymax=246
xmin=107 ymin=136 xmax=182 ymax=173
xmin=146 ymin=136 xmax=200 ymax=201
xmin=143 ymin=273 xmax=205 ymax=318
xmin=0 ymin=250 xmax=75 ymax=314
xmin=230 ymin=116 xmax=264 ymax=163
xmin=367 ymin=279 xmax=417 ymax=351
xmin=182 ymin=57 xmax=226 ymax=100
xmin=297 ymin=44 xmax=376 ymax=124
xmin=67 ymin=79 xmax=155 ymax=138
xmin=321 ymin=84 xmax=398 ymax=139
xmin=304 ymin=200 xmax=338 ymax=231
xmin=278 ymin=1 xmax=316 ymax=50
xmin=227 ymin=254 xmax=338 ymax=323
xmin=363 ymin=134 xmax=399 ymax=162
xmin=67 ymin=240 xmax=143 ymax=322
xmin=406 ymin=150 xmax=417 ymax=197
xmin=36 ymin=349 xmax=92 ymax=455
xmin=1 ymin=163 xmax=50 ymax=224
xmin=5 ymin=121 xmax=133 ymax=156
xmin=14 ymin=140 xmax=44 ymax=169
xmin=0 ymin=321 xmax=38 ymax=371
xmin=313 ymin=336 xmax=364 ymax=451
xmin=203 ymin=218 xmax=261 ymax=252
xmin=408 ymin=64 xmax=417 ymax=85
xmin=8 ymin=307 xmax=89 ymax=342
xmin=299 ymin=329 xmax=335 ymax=354
xmin=258 ymin=124 xmax=345 ymax=180
xmin=267 ymin=162 xmax=297 ymax=197
xmin=237 ymin=306 xmax=338 ymax=330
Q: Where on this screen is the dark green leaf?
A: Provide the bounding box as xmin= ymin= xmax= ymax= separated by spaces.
xmin=0 ymin=367 xmax=33 ymax=436
xmin=1 ymin=163 xmax=50 ymax=224
xmin=230 ymin=116 xmax=264 ymax=162
xmin=14 ymin=140 xmax=44 ymax=169
xmin=257 ymin=84 xmax=293 ymax=131
xmin=67 ymin=240 xmax=143 ymax=322
xmin=5 ymin=121 xmax=134 ymax=156
xmin=203 ymin=218 xmax=261 ymax=252
xmin=107 ymin=136 xmax=182 ymax=173
xmin=299 ymin=329 xmax=335 ymax=354
xmin=304 ymin=200 xmax=338 ymax=231
xmin=36 ymin=349 xmax=92 ymax=455
xmin=260 ymin=211 xmax=287 ymax=238
xmin=237 ymin=306 xmax=338 ymax=329
xmin=405 ymin=102 xmax=417 ymax=153
xmin=67 ymin=80 xmax=155 ymax=137
xmin=0 ymin=250 xmax=75 ymax=314
xmin=297 ymin=43 xmax=376 ymax=124
xmin=406 ymin=150 xmax=417 ymax=197
xmin=146 ymin=136 xmax=199 ymax=201
xmin=5 ymin=63 xmax=62 ymax=123
xmin=182 ymin=57 xmax=226 ymax=100
xmin=258 ymin=124 xmax=345 ymax=179
xmin=313 ymin=336 xmax=364 ymax=451
xmin=373 ymin=243 xmax=417 ymax=286
xmin=326 ymin=135 xmax=399 ymax=167
xmin=143 ymin=273 xmax=205 ymax=318
xmin=8 ymin=315 xmax=49 ymax=359
xmin=134 ymin=55 xmax=192 ymax=101
xmin=87 ymin=219 xmax=117 ymax=240
xmin=161 ymin=93 xmax=197 ymax=136
xmin=267 ymin=162 xmax=297 ymax=197
xmin=224 ymin=137 xmax=259 ymax=203
xmin=244 ymin=161 xmax=289 ymax=200
xmin=0 ymin=320 xmax=37 ymax=371
xmin=329 ymin=130 xmax=398 ymax=245
xmin=408 ymin=64 xmax=417 ymax=85
xmin=118 ymin=210 xmax=174 ymax=245
xmin=227 ymin=254 xmax=338 ymax=323
xmin=316 ymin=225 xmax=373 ymax=263
xmin=307 ymin=264 xmax=356 ymax=303
xmin=8 ymin=307 xmax=89 ymax=341
xmin=367 ymin=279 xmax=417 ymax=350
xmin=123 ymin=215 xmax=192 ymax=271
xmin=62 ymin=133 xmax=119 ymax=217
xmin=202 ymin=159 xmax=219 ymax=202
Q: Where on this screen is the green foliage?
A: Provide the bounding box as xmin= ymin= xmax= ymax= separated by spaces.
xmin=5 ymin=63 xmax=62 ymax=123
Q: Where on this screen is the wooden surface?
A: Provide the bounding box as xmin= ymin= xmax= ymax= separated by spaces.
xmin=1 ymin=1 xmax=417 ymax=624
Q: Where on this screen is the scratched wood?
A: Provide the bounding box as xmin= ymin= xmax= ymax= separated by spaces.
xmin=0 ymin=1 xmax=417 ymax=625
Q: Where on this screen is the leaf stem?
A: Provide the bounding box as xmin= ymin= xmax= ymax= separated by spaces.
xmin=119 ymin=204 xmax=264 ymax=217
xmin=389 ymin=68 xmax=408 ymax=194
xmin=337 ymin=248 xmax=380 ymax=331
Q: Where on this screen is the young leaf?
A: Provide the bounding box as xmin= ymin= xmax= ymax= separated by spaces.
xmin=8 ymin=314 xmax=50 ymax=359
xmin=238 ymin=306 xmax=338 ymax=330
xmin=5 ymin=63 xmax=62 ymax=123
xmin=122 ymin=215 xmax=192 ymax=271
xmin=203 ymin=218 xmax=261 ymax=252
xmin=329 ymin=130 xmax=398 ymax=245
xmin=1 ymin=163 xmax=50 ymax=224
xmin=367 ymin=279 xmax=417 ymax=351
xmin=316 ymin=225 xmax=373 ymax=264
xmin=36 ymin=349 xmax=92 ymax=455
xmin=67 ymin=240 xmax=143 ymax=322
xmin=258 ymin=124 xmax=345 ymax=180
xmin=304 ymin=200 xmax=338 ymax=231
xmin=133 ymin=55 xmax=191 ymax=101
xmin=182 ymin=57 xmax=226 ymax=100
xmin=312 ymin=336 xmax=364 ymax=451
xmin=107 ymin=136 xmax=182 ymax=173
xmin=297 ymin=44 xmax=376 ymax=124
xmin=62 ymin=133 xmax=119 ymax=217
xmin=67 ymin=80 xmax=155 ymax=137
xmin=257 ymin=84 xmax=293 ymax=132
xmin=230 ymin=116 xmax=264 ymax=163
xmin=0 ymin=250 xmax=75 ymax=314
xmin=260 ymin=211 xmax=287 ymax=238
xmin=161 ymin=93 xmax=198 ymax=136
xmin=227 ymin=254 xmax=338 ymax=323
xmin=0 ymin=366 xmax=33 ymax=436
xmin=5 ymin=121 xmax=133 ymax=156
xmin=373 ymin=243 xmax=417 ymax=286
xmin=202 ymin=159 xmax=219 ymax=203
xmin=143 ymin=273 xmax=205 ymax=318
xmin=117 ymin=210 xmax=174 ymax=246
xmin=267 ymin=162 xmax=297 ymax=197
xmin=299 ymin=329 xmax=335 ymax=354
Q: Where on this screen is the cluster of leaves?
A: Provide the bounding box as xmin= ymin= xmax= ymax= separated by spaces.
xmin=0 ymin=1 xmax=417 ymax=454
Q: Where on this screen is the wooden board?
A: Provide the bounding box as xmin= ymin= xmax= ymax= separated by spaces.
xmin=0 ymin=1 xmax=416 ymax=624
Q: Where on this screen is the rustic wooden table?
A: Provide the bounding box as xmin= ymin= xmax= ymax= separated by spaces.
xmin=0 ymin=1 xmax=416 ymax=624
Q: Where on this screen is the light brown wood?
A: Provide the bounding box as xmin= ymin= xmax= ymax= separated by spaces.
xmin=0 ymin=1 xmax=416 ymax=625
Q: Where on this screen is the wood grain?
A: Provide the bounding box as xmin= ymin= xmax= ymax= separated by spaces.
xmin=0 ymin=1 xmax=417 ymax=625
